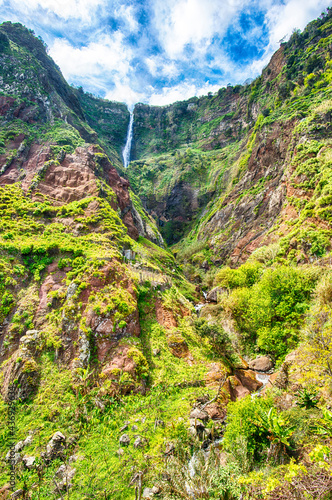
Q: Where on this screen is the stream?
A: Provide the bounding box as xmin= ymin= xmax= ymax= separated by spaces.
xmin=185 ymin=370 xmax=272 ymax=497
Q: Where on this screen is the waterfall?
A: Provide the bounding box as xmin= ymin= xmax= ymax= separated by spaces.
xmin=122 ymin=107 xmax=134 ymax=168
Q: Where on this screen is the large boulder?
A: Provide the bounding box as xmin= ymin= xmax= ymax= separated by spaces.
xmin=235 ymin=369 xmax=263 ymax=392
xmin=189 ymin=408 xmax=209 ymax=422
xmin=249 ymin=356 xmax=274 ymax=372
xmin=222 ymin=370 xmax=263 ymax=401
xmin=119 ymin=434 xmax=130 ymax=446
xmin=206 ymin=287 xmax=227 ymax=303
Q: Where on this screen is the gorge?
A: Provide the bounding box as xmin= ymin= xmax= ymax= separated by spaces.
xmin=0 ymin=10 xmax=332 ymax=500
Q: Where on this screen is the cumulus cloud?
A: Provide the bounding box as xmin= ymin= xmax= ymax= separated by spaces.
xmin=152 ymin=0 xmax=248 ymax=59
xmin=114 ymin=4 xmax=139 ymax=31
xmin=266 ymin=0 xmax=330 ymax=45
xmin=148 ymin=81 xmax=221 ymax=106
xmin=50 ymin=33 xmax=132 ymax=78
xmin=7 ymin=0 xmax=107 ymax=22
xmin=105 ymin=82 xmax=143 ymax=106
xmin=0 ymin=0 xmax=331 ymax=105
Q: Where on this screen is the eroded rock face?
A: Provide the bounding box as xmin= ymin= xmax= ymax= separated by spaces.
xmin=0 ymin=143 xmax=141 ymax=240
xmin=1 ymin=330 xmax=40 ymax=401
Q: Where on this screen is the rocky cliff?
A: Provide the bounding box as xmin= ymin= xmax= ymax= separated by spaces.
xmin=128 ymin=12 xmax=332 ymax=258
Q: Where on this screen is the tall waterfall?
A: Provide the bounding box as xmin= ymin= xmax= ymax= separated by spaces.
xmin=122 ymin=107 xmax=134 ymax=168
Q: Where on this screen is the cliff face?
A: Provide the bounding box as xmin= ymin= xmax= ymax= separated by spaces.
xmin=128 ymin=13 xmax=332 ymax=256
xmin=0 ymin=22 xmax=166 ymax=403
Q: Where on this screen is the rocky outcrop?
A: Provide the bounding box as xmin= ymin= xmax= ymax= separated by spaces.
xmin=1 ymin=330 xmax=40 ymax=401
xmin=0 ymin=143 xmax=141 ymax=239
xmin=249 ymin=355 xmax=274 ymax=372
xmin=206 ymin=286 xmax=227 ymax=303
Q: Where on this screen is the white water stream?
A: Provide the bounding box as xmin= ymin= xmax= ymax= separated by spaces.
xmin=122 ymin=107 xmax=134 ymax=168
xmin=185 ymin=371 xmax=272 ymax=497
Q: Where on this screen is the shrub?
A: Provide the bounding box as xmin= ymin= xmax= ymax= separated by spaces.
xmin=223 ymin=395 xmax=272 ymax=461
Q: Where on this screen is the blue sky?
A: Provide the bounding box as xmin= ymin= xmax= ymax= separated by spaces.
xmin=0 ymin=0 xmax=330 ymax=105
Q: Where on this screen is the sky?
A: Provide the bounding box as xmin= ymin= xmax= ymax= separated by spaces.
xmin=0 ymin=0 xmax=331 ymax=106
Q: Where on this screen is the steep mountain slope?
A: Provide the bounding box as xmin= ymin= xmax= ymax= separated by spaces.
xmin=128 ymin=10 xmax=332 ymax=256
xmin=0 ymin=22 xmax=246 ymax=500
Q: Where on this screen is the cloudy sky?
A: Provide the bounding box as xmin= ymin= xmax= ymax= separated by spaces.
xmin=0 ymin=0 xmax=330 ymax=106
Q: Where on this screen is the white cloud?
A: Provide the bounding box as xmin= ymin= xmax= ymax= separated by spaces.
xmin=1 ymin=0 xmax=332 ymax=105
xmin=266 ymin=0 xmax=330 ymax=46
xmin=50 ymin=32 xmax=132 ymax=81
xmin=8 ymin=0 xmax=107 ymax=21
xmin=152 ymin=0 xmax=247 ymax=59
xmin=114 ymin=4 xmax=138 ymax=31
xmin=148 ymin=81 xmax=221 ymax=106
xmin=105 ymin=81 xmax=143 ymax=106
xmin=145 ymin=55 xmax=179 ymax=78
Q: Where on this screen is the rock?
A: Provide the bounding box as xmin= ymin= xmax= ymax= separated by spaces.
xmin=188 ymin=426 xmax=198 ymax=437
xmin=23 ymin=435 xmax=33 ymax=447
xmin=205 ymin=402 xmax=224 ymax=421
xmin=152 ymin=486 xmax=160 ymax=494
xmin=232 ymin=355 xmax=249 ymax=370
xmin=131 ymin=425 xmax=138 ymax=431
xmin=164 ymin=442 xmax=175 ymax=455
xmin=189 ymin=408 xmax=210 ymax=422
xmin=14 ymin=441 xmax=24 ymax=453
xmin=206 ymin=287 xmax=227 ymax=303
xmin=10 ymin=489 xmax=23 ymax=499
xmin=133 ymin=437 xmax=143 ymax=449
xmin=119 ymin=434 xmax=130 ymax=446
xmin=224 ymin=376 xmax=250 ymax=401
xmin=0 ymin=484 xmax=10 ymax=495
xmin=154 ymin=419 xmax=164 ymax=428
xmin=273 ymin=366 xmax=288 ymax=389
xmin=249 ymin=356 xmax=274 ymax=372
xmin=22 ymin=455 xmax=35 ymax=469
xmin=67 ymin=436 xmax=77 ymax=447
xmin=168 ymin=336 xmax=188 ymax=358
xmin=152 ymin=348 xmax=160 ymax=356
xmin=189 ymin=419 xmax=205 ymax=429
xmin=20 ymin=330 xmax=40 ymax=351
xmin=142 ymin=488 xmax=154 ymax=499
xmin=117 ymin=448 xmax=125 ymax=456
xmin=68 ymin=454 xmax=79 ymax=464
xmin=94 ymin=398 xmax=105 ymax=411
xmin=119 ymin=422 xmax=129 ymax=432
xmin=66 ymin=282 xmax=78 ymax=299
xmin=5 ymin=452 xmax=22 ymax=465
xmin=46 ymin=431 xmax=66 ymax=461
xmin=235 ymin=369 xmax=263 ymax=393
xmin=54 ymin=464 xmax=76 ymax=490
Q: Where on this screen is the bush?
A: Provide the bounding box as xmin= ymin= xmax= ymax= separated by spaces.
xmin=223 ymin=396 xmax=272 ymax=461
xmin=194 ymin=317 xmax=236 ymax=362
xmin=221 ymin=265 xmax=320 ymax=358
xmin=214 ymin=261 xmax=262 ymax=289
